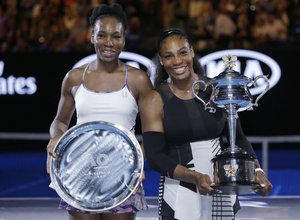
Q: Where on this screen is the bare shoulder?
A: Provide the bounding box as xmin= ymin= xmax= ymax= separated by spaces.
xmin=145 ymin=90 xmax=162 ymax=103
xmin=64 ymin=65 xmax=86 ymax=85
xmin=141 ymin=90 xmax=163 ymax=110
xmin=139 ymin=89 xmax=164 ymax=132
xmin=127 ymin=65 xmax=151 ymax=83
xmin=59 ymin=64 xmax=87 ymax=96
xmin=126 ymin=65 xmax=153 ymax=98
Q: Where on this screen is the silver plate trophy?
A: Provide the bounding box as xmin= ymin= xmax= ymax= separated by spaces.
xmin=50 ymin=121 xmax=144 ymax=211
xmin=192 ymin=55 xmax=269 ymax=195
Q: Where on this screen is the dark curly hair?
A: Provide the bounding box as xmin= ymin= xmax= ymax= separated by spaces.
xmin=154 ymin=28 xmax=205 ymax=87
xmin=89 ymin=4 xmax=128 ymax=31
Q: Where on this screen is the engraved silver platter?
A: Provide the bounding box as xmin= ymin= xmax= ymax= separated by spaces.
xmin=50 ymin=121 xmax=144 ymax=212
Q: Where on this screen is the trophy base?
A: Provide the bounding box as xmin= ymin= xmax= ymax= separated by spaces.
xmin=214 ymin=183 xmax=261 ymax=195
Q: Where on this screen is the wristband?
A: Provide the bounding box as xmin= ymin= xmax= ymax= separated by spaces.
xmin=255 ymin=168 xmax=265 ymax=174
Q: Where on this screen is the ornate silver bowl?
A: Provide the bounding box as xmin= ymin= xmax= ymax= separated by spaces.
xmin=50 ymin=121 xmax=144 ymax=211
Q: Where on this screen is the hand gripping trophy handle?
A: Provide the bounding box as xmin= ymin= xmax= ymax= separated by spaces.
xmin=192 ymin=73 xmax=270 ymax=112
xmin=192 ymin=55 xmax=271 ymax=195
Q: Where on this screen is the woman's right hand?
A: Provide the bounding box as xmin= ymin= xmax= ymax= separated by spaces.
xmin=173 ymin=165 xmax=217 ymax=195
xmin=46 ymin=136 xmax=61 ymax=174
xmin=194 ymin=172 xmax=216 ymax=195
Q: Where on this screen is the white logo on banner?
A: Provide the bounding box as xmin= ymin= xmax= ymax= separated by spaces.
xmin=74 ymin=50 xmax=281 ymax=95
xmin=0 ymin=61 xmax=37 ymax=95
xmin=0 ymin=50 xmax=281 ymax=96
xmin=72 ymin=51 xmax=156 ymax=83
xmin=200 ymin=49 xmax=281 ymax=95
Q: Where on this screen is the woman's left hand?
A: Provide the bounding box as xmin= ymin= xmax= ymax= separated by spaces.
xmin=254 ymin=170 xmax=273 ymax=196
xmin=133 ymin=170 xmax=145 ymax=194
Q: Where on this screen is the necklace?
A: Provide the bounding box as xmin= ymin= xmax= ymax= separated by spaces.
xmin=169 ymin=83 xmax=192 ymax=93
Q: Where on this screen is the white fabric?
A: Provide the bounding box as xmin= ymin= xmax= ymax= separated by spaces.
xmin=74 ymin=84 xmax=138 ymax=131
xmin=162 ymin=139 xmax=236 ymax=220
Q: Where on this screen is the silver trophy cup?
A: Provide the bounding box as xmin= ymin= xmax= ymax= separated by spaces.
xmin=192 ymin=55 xmax=269 ymax=195
xmin=50 ymin=121 xmax=144 ymax=211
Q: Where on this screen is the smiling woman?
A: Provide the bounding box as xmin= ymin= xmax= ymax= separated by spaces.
xmin=91 ymin=18 xmax=125 ymax=62
xmin=45 ymin=3 xmax=153 ymax=220
xmin=140 ymin=28 xmax=272 ymax=220
xmin=72 ymin=51 xmax=155 ymax=83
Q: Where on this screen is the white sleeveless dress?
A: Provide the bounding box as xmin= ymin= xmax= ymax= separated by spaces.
xmin=58 ymin=64 xmax=147 ymax=213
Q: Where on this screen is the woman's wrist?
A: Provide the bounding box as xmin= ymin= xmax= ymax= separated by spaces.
xmin=255 ymin=168 xmax=265 ymax=174
xmin=46 ymin=135 xmax=61 ymax=154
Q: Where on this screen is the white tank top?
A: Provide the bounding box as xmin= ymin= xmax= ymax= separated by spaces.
xmin=74 ymin=64 xmax=138 ymax=132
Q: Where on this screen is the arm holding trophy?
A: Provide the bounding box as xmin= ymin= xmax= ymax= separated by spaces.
xmin=46 ymin=3 xmax=152 ymax=220
xmin=141 ymin=28 xmax=272 ymax=220
xmin=193 ymin=55 xmax=272 ymax=195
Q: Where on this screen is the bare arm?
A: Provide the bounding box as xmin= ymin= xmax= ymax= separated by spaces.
xmin=254 ymin=160 xmax=273 ymax=196
xmin=46 ymin=68 xmax=82 ymax=173
xmin=139 ymin=90 xmax=164 ymax=133
xmin=128 ymin=68 xmax=153 ymax=110
xmin=235 ymin=115 xmax=272 ymax=195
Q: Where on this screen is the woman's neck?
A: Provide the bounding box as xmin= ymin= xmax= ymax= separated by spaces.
xmin=94 ymin=59 xmax=122 ymax=73
xmin=169 ymin=74 xmax=199 ymax=99
xmin=170 ymin=73 xmax=198 ymax=92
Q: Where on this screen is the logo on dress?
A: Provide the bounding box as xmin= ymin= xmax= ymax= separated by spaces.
xmin=122 ymin=90 xmax=128 ymax=98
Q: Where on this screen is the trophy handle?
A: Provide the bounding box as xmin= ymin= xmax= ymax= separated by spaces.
xmin=192 ymin=80 xmax=216 ymax=113
xmin=252 ymin=75 xmax=270 ymax=107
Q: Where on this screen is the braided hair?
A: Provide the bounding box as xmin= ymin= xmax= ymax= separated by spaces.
xmin=89 ymin=4 xmax=128 ymax=32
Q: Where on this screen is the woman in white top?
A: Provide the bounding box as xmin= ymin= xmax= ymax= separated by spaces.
xmin=46 ymin=3 xmax=153 ymax=220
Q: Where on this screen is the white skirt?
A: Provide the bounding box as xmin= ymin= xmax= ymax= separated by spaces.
xmin=159 ymin=139 xmax=237 ymax=220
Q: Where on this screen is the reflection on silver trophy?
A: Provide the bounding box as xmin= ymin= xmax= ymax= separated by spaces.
xmin=50 ymin=121 xmax=144 ymax=211
xmin=192 ymin=55 xmax=270 ymax=195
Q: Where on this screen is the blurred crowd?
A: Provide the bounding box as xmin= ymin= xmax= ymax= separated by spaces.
xmin=0 ymin=0 xmax=299 ymax=54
